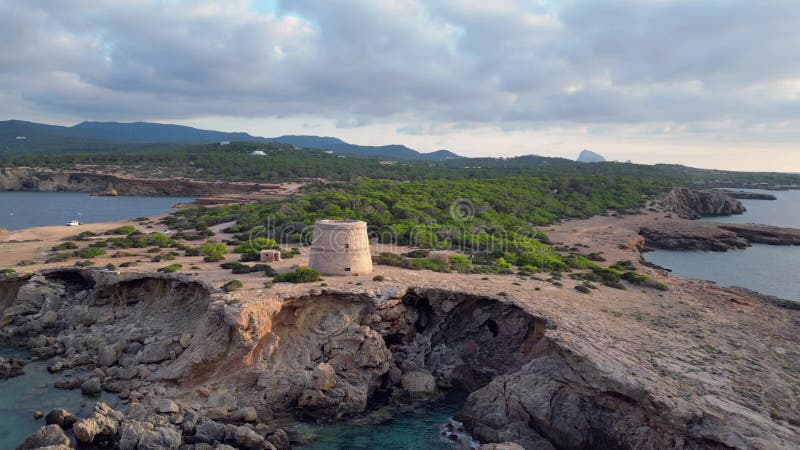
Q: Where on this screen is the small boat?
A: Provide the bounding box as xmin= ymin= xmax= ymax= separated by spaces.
xmin=66 ymin=220 xmax=81 ymax=227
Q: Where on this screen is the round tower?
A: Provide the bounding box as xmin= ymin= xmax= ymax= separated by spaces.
xmin=308 ymin=219 xmax=373 ymax=275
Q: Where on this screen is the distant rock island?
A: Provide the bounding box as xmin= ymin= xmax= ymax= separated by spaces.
xmin=576 ymin=149 xmax=606 ymax=163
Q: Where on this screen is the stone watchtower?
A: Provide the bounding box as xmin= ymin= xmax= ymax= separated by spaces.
xmin=308 ymin=219 xmax=372 ymax=275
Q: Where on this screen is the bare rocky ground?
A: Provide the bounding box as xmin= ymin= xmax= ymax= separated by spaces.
xmin=1 ymin=208 xmax=799 ymax=449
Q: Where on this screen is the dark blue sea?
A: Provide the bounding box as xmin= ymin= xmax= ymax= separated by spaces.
xmin=646 ymin=189 xmax=800 ymax=302
xmin=0 ymin=191 xmax=193 ymax=230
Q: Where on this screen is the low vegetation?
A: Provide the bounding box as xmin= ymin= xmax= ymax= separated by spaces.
xmin=158 ymin=264 xmax=182 ymax=273
xmin=274 ymin=267 xmax=322 ymax=284
xmin=222 ymin=279 xmax=244 ymax=293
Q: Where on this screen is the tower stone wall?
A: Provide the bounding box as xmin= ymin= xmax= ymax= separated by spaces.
xmin=308 ymin=219 xmax=372 ymax=275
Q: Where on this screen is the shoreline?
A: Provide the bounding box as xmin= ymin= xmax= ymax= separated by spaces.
xmin=1 ymin=203 xmax=799 ymax=448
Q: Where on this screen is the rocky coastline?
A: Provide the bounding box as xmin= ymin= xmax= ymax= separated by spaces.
xmin=641 ymin=187 xmax=800 ymax=251
xmin=1 ymin=262 xmax=798 ymax=449
xmin=0 ymin=167 xmax=277 ymax=197
xmin=654 ymin=187 xmax=746 ymax=219
xmin=719 ymin=190 xmax=777 ymax=200
xmin=639 ymin=221 xmax=800 ymax=251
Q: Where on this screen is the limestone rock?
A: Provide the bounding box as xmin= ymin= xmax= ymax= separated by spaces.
xmin=311 ymin=362 xmax=336 ymax=391
xmin=44 ymin=408 xmax=77 ymax=428
xmin=400 ymin=370 xmax=438 ymax=402
xmin=479 ymin=444 xmax=526 ymax=450
xmin=234 ymin=426 xmax=264 ymax=449
xmin=656 ymin=188 xmax=745 ymax=219
xmin=230 ymin=407 xmax=258 ymax=422
xmin=138 ymin=341 xmax=172 ymax=364
xmin=0 ymin=357 xmax=27 ymax=379
xmin=73 ymin=403 xmax=123 ymax=444
xmin=119 ymin=420 xmax=181 ymax=450
xmin=80 ymin=377 xmax=102 ymax=395
xmin=97 ymin=344 xmax=118 ymax=367
xmin=195 ymin=420 xmax=227 ymax=443
xmin=267 ymin=429 xmax=291 ymax=450
xmin=15 ymin=424 xmax=70 ymax=450
xmin=153 ymin=397 xmax=180 ymax=414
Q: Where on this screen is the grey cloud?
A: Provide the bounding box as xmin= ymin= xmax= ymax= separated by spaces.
xmin=0 ymin=0 xmax=798 ymax=142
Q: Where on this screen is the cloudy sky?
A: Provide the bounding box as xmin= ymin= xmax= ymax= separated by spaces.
xmin=1 ymin=0 xmax=799 ymax=171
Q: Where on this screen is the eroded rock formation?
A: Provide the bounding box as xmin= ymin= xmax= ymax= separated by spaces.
xmin=2 ymin=268 xmax=798 ymax=449
xmin=656 ymin=188 xmax=745 ymax=219
xmin=0 ymin=167 xmax=271 ymax=196
xmin=640 ymin=220 xmax=800 ymax=251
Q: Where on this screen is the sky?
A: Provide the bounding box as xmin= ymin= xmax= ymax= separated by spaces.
xmin=1 ymin=0 xmax=799 ymax=171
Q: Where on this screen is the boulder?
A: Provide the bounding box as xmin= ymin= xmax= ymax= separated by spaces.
xmin=97 ymin=344 xmax=118 ymax=367
xmin=73 ymin=403 xmax=123 ymax=444
xmin=310 ymin=362 xmax=336 ymax=391
xmin=45 ymin=408 xmax=77 ymax=428
xmin=267 ymin=429 xmax=291 ymax=450
xmin=195 ymin=420 xmax=227 ymax=443
xmin=230 ymin=407 xmax=258 ymax=423
xmin=119 ymin=421 xmax=181 ymax=450
xmin=80 ymin=377 xmax=102 ymax=395
xmin=234 ymin=426 xmax=264 ymax=449
xmin=0 ymin=357 xmax=27 ymax=379
xmin=138 ymin=341 xmax=172 ymax=364
xmin=153 ymin=397 xmax=180 ymax=414
xmin=400 ymin=370 xmax=438 ymax=402
xmin=15 ymin=424 xmax=70 ymax=450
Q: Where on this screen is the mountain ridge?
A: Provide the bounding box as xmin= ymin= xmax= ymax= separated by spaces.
xmin=0 ymin=120 xmax=462 ymax=161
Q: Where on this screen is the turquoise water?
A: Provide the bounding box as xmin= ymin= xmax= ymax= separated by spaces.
xmin=0 ymin=192 xmax=194 ymax=230
xmin=647 ymin=188 xmax=800 ymax=301
xmin=296 ymin=397 xmax=469 ymax=450
xmin=0 ymin=346 xmax=116 ymax=448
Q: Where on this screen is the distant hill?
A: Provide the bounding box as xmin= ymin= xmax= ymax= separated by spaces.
xmin=0 ymin=120 xmax=462 ymax=161
xmin=576 ymin=149 xmax=606 ymax=163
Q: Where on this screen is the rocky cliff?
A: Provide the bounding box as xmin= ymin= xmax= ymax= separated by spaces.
xmin=2 ymin=268 xmax=798 ymax=449
xmin=0 ymin=167 xmax=268 ymax=196
xmin=640 ymin=220 xmax=800 ymax=251
xmin=656 ymin=188 xmax=745 ymax=219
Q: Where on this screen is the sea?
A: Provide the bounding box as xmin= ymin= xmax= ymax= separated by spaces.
xmin=0 ymin=191 xmax=468 ymax=448
xmin=0 ymin=191 xmax=194 ymax=231
xmin=645 ymin=189 xmax=800 ymax=302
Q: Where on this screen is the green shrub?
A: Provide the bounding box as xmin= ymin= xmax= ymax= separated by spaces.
xmin=372 ymin=275 xmax=385 ymax=281
xmin=239 ymin=252 xmax=260 ymax=262
xmin=52 ymin=241 xmax=78 ymax=251
xmin=158 ymin=264 xmax=183 ymax=273
xmin=234 ymin=237 xmax=279 ymax=254
xmin=119 ymin=261 xmax=138 ymax=267
xmin=494 ymin=257 xmax=513 ymax=270
xmin=621 ymin=271 xmax=668 ymax=291
xmin=373 ymin=252 xmax=404 ymax=267
xmin=72 ymin=231 xmax=99 ymax=241
xmin=274 ymin=267 xmax=322 ymax=283
xmin=16 ymin=260 xmax=36 ymax=267
xmin=222 ymin=279 xmax=244 ymax=293
xmin=74 ymin=247 xmax=106 ymax=258
xmin=448 ymin=254 xmax=472 ymax=273
xmin=402 ymin=249 xmax=430 ymax=258
xmin=0 ymin=268 xmax=16 ymax=274
xmin=74 ymin=260 xmax=94 ymax=267
xmin=565 ymin=255 xmax=598 ymax=270
xmin=107 ymin=225 xmax=137 ymax=235
xmin=46 ymin=252 xmax=72 ymax=263
xmin=199 ymin=241 xmax=227 ymax=262
xmin=575 ymin=284 xmax=591 ymax=294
